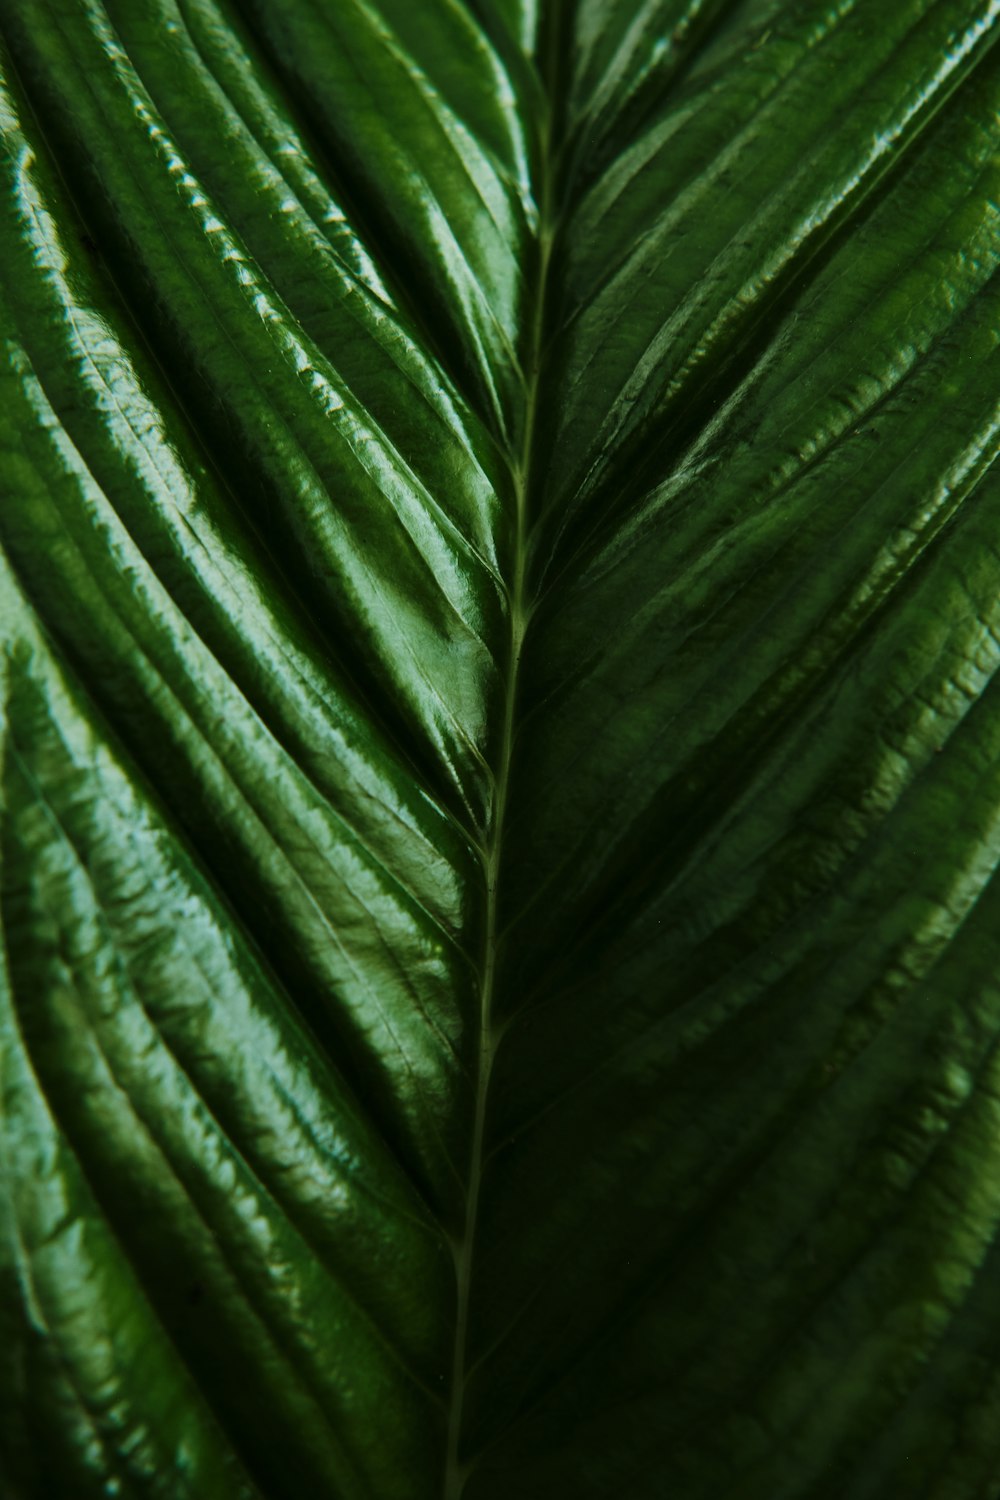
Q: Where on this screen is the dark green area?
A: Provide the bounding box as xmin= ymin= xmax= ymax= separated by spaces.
xmin=2 ymin=1 xmax=1000 ymax=1496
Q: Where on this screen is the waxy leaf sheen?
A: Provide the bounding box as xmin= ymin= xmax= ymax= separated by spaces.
xmin=3 ymin=1 xmax=1000 ymax=1496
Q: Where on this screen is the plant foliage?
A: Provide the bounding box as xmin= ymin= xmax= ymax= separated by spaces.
xmin=2 ymin=1 xmax=1000 ymax=1496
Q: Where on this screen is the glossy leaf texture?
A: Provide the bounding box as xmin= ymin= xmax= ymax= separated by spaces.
xmin=2 ymin=1 xmax=1000 ymax=1496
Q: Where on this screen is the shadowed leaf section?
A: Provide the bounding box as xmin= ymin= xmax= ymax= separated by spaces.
xmin=2 ymin=2 xmax=1000 ymax=1498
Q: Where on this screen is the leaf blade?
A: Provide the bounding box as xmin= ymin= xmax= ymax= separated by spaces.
xmin=4 ymin=3 xmax=1000 ymax=1498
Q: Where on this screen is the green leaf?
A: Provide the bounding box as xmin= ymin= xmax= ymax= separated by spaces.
xmin=2 ymin=2 xmax=1000 ymax=1496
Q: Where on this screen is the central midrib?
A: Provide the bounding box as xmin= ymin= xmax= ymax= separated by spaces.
xmin=442 ymin=73 xmax=560 ymax=1500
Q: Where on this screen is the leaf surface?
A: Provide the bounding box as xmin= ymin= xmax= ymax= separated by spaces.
xmin=2 ymin=2 xmax=1000 ymax=1497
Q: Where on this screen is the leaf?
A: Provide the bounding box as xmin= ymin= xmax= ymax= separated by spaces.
xmin=2 ymin=1 xmax=1000 ymax=1496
